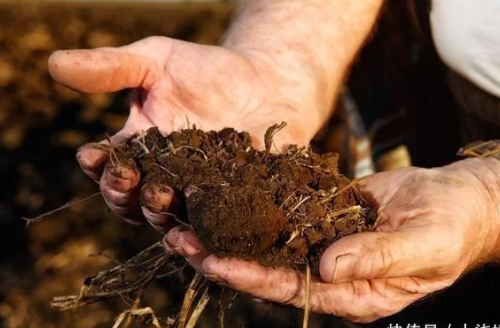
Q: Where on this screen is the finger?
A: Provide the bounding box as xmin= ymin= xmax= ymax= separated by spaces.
xmin=200 ymin=256 xmax=386 ymax=321
xmin=320 ymin=225 xmax=460 ymax=284
xmin=100 ymin=160 xmax=143 ymax=225
xmin=77 ymin=130 xmax=132 ymax=182
xmin=358 ymin=168 xmax=419 ymax=207
xmin=165 ymin=227 xmax=209 ymax=271
xmin=77 ymin=143 xmax=110 ymax=182
xmin=140 ymin=183 xmax=179 ymax=232
xmin=201 ymin=256 xmax=309 ymax=306
xmin=48 ymin=37 xmax=169 ymax=93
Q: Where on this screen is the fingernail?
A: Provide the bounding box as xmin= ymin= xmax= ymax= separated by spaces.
xmin=162 ymin=243 xmax=174 ymax=255
xmin=122 ymin=217 xmax=144 ymax=226
xmin=163 ymin=236 xmax=182 ymax=253
xmin=182 ymin=243 xmax=200 ymax=257
xmin=203 ymin=273 xmax=228 ymax=286
xmin=104 ymin=169 xmax=138 ymax=192
xmin=142 ymin=206 xmax=164 ymax=226
xmin=332 ymin=254 xmax=357 ymax=283
xmin=184 ymin=185 xmax=201 ymax=198
xmin=252 ymin=298 xmax=266 ymax=304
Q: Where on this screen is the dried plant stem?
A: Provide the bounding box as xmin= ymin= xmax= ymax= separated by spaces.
xmin=186 ymin=285 xmax=210 ymax=328
xmin=177 ymin=272 xmax=207 ymax=328
xmin=317 ymin=187 xmax=338 ymax=205
xmin=289 ymin=196 xmax=311 ymax=213
xmin=332 ymin=180 xmax=359 ymax=198
xmin=325 ymin=205 xmax=362 ymax=223
xmin=165 ymin=142 xmax=208 ymax=160
xmin=280 ymin=191 xmax=296 ymax=209
xmin=105 ymin=133 xmax=121 ymax=167
xmin=153 ymin=162 xmax=178 ymax=177
xmin=123 ymin=289 xmax=144 ymax=327
xmin=217 ymin=290 xmax=226 ymax=328
xmin=22 ymin=191 xmax=101 ymax=227
xmin=303 ymin=264 xmax=311 ymax=328
xmin=52 ymin=242 xmax=180 ymax=311
xmin=217 ymin=288 xmax=238 ymax=328
xmin=112 ymin=307 xmax=164 ymax=328
xmin=264 ymin=121 xmax=287 ymax=154
xmin=132 ymin=138 xmax=151 ymax=155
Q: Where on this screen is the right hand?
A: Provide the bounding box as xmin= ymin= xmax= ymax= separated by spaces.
xmin=49 ymin=36 xmax=320 ymax=231
xmin=163 ymin=158 xmax=500 ymax=322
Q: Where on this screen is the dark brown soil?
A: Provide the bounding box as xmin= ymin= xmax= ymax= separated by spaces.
xmin=116 ymin=124 xmax=374 ymax=272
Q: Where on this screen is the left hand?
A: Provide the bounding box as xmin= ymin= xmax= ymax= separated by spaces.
xmin=163 ymin=158 xmax=500 ymax=323
xmin=49 ymin=36 xmax=318 ymax=228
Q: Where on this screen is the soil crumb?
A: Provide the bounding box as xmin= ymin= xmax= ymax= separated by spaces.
xmin=116 ymin=124 xmax=375 ymax=273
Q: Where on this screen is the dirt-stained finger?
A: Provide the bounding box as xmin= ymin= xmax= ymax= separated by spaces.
xmin=77 ymin=143 xmax=110 ymax=182
xmin=164 ymin=227 xmax=209 ymax=271
xmin=140 ymin=183 xmax=179 ymax=232
xmin=200 ymin=256 xmax=396 ymax=322
xmin=319 ymin=225 xmax=460 ymax=285
xmin=77 ymin=130 xmax=133 ymax=182
xmin=201 ymin=256 xmax=309 ymax=306
xmin=100 ymin=160 xmax=143 ymax=224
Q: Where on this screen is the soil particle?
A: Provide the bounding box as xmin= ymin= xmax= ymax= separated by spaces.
xmin=116 ymin=125 xmax=375 ymax=273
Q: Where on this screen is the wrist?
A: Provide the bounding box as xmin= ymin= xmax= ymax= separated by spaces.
xmin=447 ymin=158 xmax=500 ymax=264
xmin=472 ymin=158 xmax=500 ymax=261
xmin=223 ymin=0 xmax=383 ymax=138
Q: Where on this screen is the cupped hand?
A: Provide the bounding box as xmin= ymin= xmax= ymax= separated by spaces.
xmin=164 ymin=158 xmax=500 ymax=322
xmin=49 ymin=36 xmax=318 ymax=228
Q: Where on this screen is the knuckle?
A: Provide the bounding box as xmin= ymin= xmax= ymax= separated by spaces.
xmin=278 ymin=270 xmax=305 ymax=307
xmin=359 ymin=235 xmax=394 ymax=278
xmin=142 ymin=36 xmax=167 ymax=45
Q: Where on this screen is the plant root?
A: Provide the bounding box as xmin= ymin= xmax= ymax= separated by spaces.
xmin=51 ymin=242 xmax=183 ymax=311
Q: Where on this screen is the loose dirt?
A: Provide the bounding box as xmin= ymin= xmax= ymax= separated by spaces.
xmin=116 ymin=124 xmax=375 ymax=273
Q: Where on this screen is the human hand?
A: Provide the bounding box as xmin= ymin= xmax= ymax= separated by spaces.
xmin=164 ymin=158 xmax=500 ymax=322
xmin=48 ymin=36 xmax=320 ymax=228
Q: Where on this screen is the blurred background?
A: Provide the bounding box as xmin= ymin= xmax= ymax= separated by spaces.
xmin=0 ymin=0 xmax=498 ymax=327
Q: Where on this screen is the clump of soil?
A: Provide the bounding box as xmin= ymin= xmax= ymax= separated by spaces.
xmin=115 ymin=124 xmax=375 ymax=272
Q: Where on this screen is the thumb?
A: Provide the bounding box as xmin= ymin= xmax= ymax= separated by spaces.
xmin=319 ymin=228 xmax=449 ymax=283
xmin=48 ymin=37 xmax=170 ymax=93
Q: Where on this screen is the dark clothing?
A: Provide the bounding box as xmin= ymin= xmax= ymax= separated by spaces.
xmin=448 ymin=70 xmax=500 ymax=144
